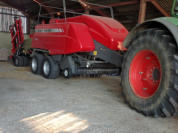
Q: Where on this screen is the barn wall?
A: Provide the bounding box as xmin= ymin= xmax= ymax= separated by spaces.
xmin=0 ymin=32 xmax=11 ymax=48
xmin=0 ymin=32 xmax=11 ymax=61
xmin=0 ymin=32 xmax=28 ymax=61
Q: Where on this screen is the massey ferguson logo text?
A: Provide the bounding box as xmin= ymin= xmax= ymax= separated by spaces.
xmin=35 ymin=28 xmax=64 ymax=33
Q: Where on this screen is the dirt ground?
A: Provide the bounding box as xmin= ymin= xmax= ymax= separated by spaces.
xmin=0 ymin=62 xmax=178 ymax=133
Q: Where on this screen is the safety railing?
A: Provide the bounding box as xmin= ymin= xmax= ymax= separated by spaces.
xmin=33 ymin=0 xmax=114 ymax=24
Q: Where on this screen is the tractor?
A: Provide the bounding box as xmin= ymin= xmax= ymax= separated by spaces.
xmin=121 ymin=0 xmax=178 ymax=117
xmin=9 ymin=0 xmax=178 ymax=117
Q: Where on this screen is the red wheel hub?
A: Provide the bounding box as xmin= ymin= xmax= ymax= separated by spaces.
xmin=129 ymin=50 xmax=161 ymax=98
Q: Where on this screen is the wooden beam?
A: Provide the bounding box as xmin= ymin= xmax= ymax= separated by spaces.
xmin=92 ymin=7 xmax=108 ymax=17
xmin=79 ymin=0 xmax=108 ymax=17
xmin=75 ymin=0 xmax=139 ymax=14
xmin=91 ymin=0 xmax=139 ymax=17
xmin=92 ymin=7 xmax=109 ymax=17
xmin=79 ymin=0 xmax=90 ymax=14
xmin=33 ymin=0 xmax=55 ymax=17
xmin=147 ymin=0 xmax=170 ymax=17
xmin=138 ymin=0 xmax=147 ymax=23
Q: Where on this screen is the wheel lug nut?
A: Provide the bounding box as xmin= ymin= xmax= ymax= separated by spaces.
xmin=143 ymin=88 xmax=147 ymax=90
xmin=139 ymin=72 xmax=143 ymax=74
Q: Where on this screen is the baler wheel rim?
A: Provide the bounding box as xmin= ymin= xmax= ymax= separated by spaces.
xmin=31 ymin=58 xmax=38 ymax=72
xmin=43 ymin=60 xmax=50 ymax=76
xmin=63 ymin=68 xmax=72 ymax=78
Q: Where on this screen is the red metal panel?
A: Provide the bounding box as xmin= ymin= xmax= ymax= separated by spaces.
xmin=31 ymin=22 xmax=95 ymax=55
xmin=81 ymin=15 xmax=128 ymax=50
xmin=31 ymin=15 xmax=128 ymax=55
xmin=65 ymin=15 xmax=128 ymax=50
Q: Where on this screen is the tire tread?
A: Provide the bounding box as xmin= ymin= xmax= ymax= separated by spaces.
xmin=121 ymin=28 xmax=178 ymax=117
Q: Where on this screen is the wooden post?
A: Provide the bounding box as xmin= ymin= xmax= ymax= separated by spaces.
xmin=80 ymin=0 xmax=90 ymax=14
xmin=138 ymin=0 xmax=147 ymax=24
xmin=149 ymin=0 xmax=170 ymax=17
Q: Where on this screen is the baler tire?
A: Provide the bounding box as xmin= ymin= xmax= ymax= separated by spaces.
xmin=42 ymin=56 xmax=59 ymax=79
xmin=121 ymin=28 xmax=178 ymax=117
xmin=63 ymin=68 xmax=72 ymax=79
xmin=14 ymin=56 xmax=23 ymax=67
xmin=31 ymin=54 xmax=44 ymax=74
xmin=22 ymin=56 xmax=29 ymax=66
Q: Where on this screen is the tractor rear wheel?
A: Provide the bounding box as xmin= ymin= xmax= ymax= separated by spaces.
xmin=121 ymin=28 xmax=178 ymax=117
xmin=42 ymin=56 xmax=59 ymax=79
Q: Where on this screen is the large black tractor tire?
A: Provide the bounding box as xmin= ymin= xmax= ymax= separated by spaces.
xmin=42 ymin=56 xmax=59 ymax=79
xmin=14 ymin=56 xmax=24 ymax=67
xmin=31 ymin=54 xmax=44 ymax=74
xmin=121 ymin=28 xmax=178 ymax=117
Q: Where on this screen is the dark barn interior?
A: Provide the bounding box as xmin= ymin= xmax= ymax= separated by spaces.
xmin=0 ymin=0 xmax=173 ymax=30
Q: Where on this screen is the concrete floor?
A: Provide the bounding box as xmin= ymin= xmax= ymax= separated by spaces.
xmin=0 ymin=62 xmax=178 ymax=133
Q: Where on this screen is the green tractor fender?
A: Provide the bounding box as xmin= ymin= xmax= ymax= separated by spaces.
xmin=123 ymin=17 xmax=178 ymax=48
